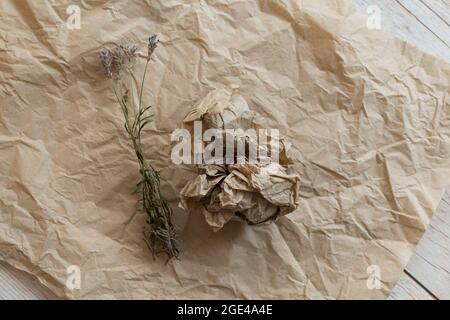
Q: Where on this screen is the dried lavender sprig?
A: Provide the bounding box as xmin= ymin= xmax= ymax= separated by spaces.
xmin=100 ymin=35 xmax=179 ymax=260
xmin=99 ymin=44 xmax=138 ymax=79
xmin=141 ymin=168 xmax=179 ymax=259
xmin=99 ymin=49 xmax=113 ymax=78
xmin=147 ymin=35 xmax=159 ymax=59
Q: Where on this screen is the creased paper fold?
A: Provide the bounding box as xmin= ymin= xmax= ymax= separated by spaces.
xmin=180 ymin=87 xmax=300 ymax=230
xmin=0 ymin=0 xmax=449 ymax=299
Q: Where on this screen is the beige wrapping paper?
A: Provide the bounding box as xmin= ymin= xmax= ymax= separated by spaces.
xmin=180 ymin=86 xmax=301 ymax=230
xmin=0 ymin=0 xmax=449 ymax=299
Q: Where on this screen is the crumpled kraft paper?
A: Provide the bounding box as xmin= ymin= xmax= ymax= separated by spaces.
xmin=180 ymin=86 xmax=300 ymax=230
xmin=0 ymin=0 xmax=449 ymax=299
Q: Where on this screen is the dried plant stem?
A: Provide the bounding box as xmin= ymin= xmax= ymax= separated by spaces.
xmin=112 ymin=60 xmax=179 ymax=260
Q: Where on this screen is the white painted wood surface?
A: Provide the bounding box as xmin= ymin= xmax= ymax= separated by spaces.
xmin=0 ymin=262 xmax=55 ymax=300
xmin=353 ymin=0 xmax=450 ymax=63
xmin=404 ymin=186 xmax=450 ymax=299
xmin=388 ymin=273 xmax=435 ymax=300
xmin=0 ymin=0 xmax=449 ymax=300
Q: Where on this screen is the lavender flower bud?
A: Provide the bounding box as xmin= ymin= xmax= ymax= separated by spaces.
xmin=147 ymin=35 xmax=159 ymax=59
xmin=99 ymin=44 xmax=138 ymax=79
xmin=99 ymin=49 xmax=113 ymax=78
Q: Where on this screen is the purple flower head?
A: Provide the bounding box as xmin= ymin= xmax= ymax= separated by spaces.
xmin=99 ymin=43 xmax=138 ymax=79
xmin=147 ymin=34 xmax=159 ymax=58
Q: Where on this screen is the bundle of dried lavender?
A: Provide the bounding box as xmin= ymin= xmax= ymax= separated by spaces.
xmin=99 ymin=35 xmax=179 ymax=259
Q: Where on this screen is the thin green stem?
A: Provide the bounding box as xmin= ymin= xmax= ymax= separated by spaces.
xmin=111 ymin=59 xmax=178 ymax=260
xmin=139 ymin=60 xmax=150 ymax=111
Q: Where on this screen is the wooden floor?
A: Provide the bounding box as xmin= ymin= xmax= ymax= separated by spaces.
xmin=1 ymin=0 xmax=449 ymax=299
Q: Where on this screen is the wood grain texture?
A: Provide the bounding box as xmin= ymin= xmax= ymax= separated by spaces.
xmin=388 ymin=273 xmax=435 ymax=300
xmin=352 ymin=0 xmax=450 ymax=63
xmin=405 ymin=186 xmax=450 ymax=299
xmin=0 ymin=262 xmax=56 ymax=300
xmin=0 ymin=0 xmax=449 ymax=300
xmin=420 ymin=0 xmax=450 ymax=25
xmin=396 ymin=0 xmax=450 ymax=48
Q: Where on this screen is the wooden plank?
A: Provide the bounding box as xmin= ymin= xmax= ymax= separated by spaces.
xmin=405 ymin=186 xmax=450 ymax=300
xmin=352 ymin=0 xmax=450 ymax=62
xmin=389 ymin=273 xmax=436 ymax=300
xmin=420 ymin=0 xmax=450 ymax=26
xmin=0 ymin=262 xmax=56 ymax=300
xmin=396 ymin=0 xmax=450 ymax=47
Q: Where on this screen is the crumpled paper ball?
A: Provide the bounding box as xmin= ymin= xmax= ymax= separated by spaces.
xmin=179 ymin=86 xmax=300 ymax=230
